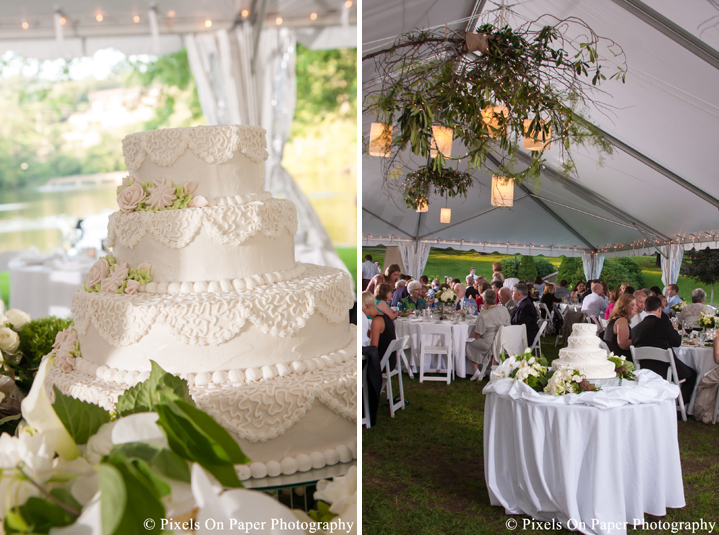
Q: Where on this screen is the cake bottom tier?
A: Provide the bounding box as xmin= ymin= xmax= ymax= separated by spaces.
xmin=46 ymin=358 xmax=357 ymax=480
xmin=552 ymin=351 xmax=616 ymax=380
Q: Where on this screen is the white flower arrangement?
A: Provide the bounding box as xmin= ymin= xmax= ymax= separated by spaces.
xmin=698 ymin=312 xmax=718 ymax=329
xmin=671 ymin=300 xmax=686 ymax=314
xmin=437 ymin=288 xmax=458 ymax=305
xmin=544 ymin=366 xmax=583 ymax=396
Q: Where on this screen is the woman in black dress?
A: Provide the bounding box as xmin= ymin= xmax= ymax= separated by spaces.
xmin=604 ymin=293 xmax=636 ymax=360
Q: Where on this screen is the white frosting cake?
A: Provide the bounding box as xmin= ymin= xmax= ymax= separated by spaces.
xmin=45 ymin=125 xmax=357 ymax=479
xmin=551 ymin=323 xmax=616 ymax=380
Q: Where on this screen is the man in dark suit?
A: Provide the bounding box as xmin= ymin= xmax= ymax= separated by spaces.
xmin=631 ymin=296 xmax=696 ymax=406
xmin=511 ymin=283 xmax=539 ymax=346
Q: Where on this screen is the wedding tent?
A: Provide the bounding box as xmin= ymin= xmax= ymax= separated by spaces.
xmin=2 ymin=0 xmax=356 ymax=271
xmin=362 ymin=0 xmax=719 ymax=282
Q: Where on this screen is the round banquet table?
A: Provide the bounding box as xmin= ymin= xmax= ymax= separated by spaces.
xmin=9 ymin=256 xmax=94 ymax=319
xmin=483 ymin=370 xmax=685 ymax=535
xmin=394 ymin=317 xmax=475 ymax=378
xmin=675 ymin=344 xmax=718 ymax=415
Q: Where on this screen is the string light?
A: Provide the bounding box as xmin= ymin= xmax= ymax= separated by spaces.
xmin=275 ymin=17 xmax=283 ymax=25
xmin=96 ymin=13 xmax=104 ymax=22
xmin=133 ymin=15 xmax=140 ymax=23
xmin=204 ymin=19 xmax=213 ymax=27
xmin=168 ymin=10 xmax=176 ymax=17
xmin=310 ymin=13 xmax=318 ymax=20
xmin=21 ymin=21 xmax=29 ymax=30
xmin=242 ymin=10 xmax=249 ymax=17
xmin=59 ymin=16 xmax=67 ymax=25
xmin=345 ymin=0 xmax=353 ymax=6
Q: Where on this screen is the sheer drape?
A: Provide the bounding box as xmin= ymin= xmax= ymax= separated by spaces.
xmin=185 ymin=26 xmax=346 ymax=271
xmin=659 ymin=244 xmax=684 ymax=288
xmin=397 ymin=241 xmax=431 ymax=280
xmin=582 ymin=252 xmax=605 ymax=281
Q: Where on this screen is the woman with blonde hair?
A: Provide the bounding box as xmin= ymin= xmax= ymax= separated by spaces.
xmin=491 ymin=262 xmax=504 ymax=283
xmin=366 ymin=263 xmax=401 ymax=295
xmin=603 ymin=293 xmax=636 ymax=360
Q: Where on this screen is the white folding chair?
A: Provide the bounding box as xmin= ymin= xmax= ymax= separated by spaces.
xmin=418 ymin=324 xmax=453 ymax=384
xmin=361 ymin=354 xmax=371 ymax=429
xmin=630 ymin=346 xmax=687 ymax=421
xmin=380 ymin=336 xmax=410 ymax=417
xmin=492 ymin=324 xmax=528 ymax=362
xmin=598 ymin=339 xmax=610 ymax=353
xmin=529 ymin=320 xmax=548 ymax=359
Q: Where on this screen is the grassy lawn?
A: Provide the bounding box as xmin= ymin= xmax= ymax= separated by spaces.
xmin=0 ymin=271 xmax=8 ymax=310
xmin=363 ymin=335 xmax=719 ymax=534
xmin=337 ymin=247 xmax=357 ymax=286
xmin=361 ymin=247 xmax=715 ymax=304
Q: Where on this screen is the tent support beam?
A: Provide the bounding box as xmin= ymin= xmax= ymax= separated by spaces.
xmin=362 ymin=208 xmax=413 ymax=238
xmin=486 ymin=154 xmax=598 ymax=251
xmin=418 ymin=193 xmax=530 ymax=239
xmin=610 ymin=0 xmax=719 ymax=71
xmin=250 ymin=0 xmax=268 ymax=73
xmin=513 ymin=151 xmax=671 ymax=242
xmin=586 ymin=121 xmax=719 ymax=211
xmin=465 ymin=0 xmax=489 ymax=32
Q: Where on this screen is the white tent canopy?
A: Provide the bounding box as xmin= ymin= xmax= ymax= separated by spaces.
xmin=363 ymin=0 xmax=719 ymax=283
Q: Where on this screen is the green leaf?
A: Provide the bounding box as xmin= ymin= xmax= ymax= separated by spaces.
xmin=115 ymin=361 xmax=193 ymax=417
xmin=155 ymin=398 xmax=249 ymax=488
xmin=49 ymin=488 xmax=82 ymax=513
xmin=0 ymin=413 xmax=22 ymax=426
xmin=4 ymin=496 xmax=77 ymax=534
xmin=109 ymin=442 xmax=191 ymax=483
xmin=52 ymin=386 xmax=111 ymax=444
xmin=98 ymin=464 xmax=126 ymax=535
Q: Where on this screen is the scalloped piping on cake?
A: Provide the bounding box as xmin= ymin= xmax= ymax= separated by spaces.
xmin=139 ymin=264 xmax=306 ymax=294
xmin=237 ymin=441 xmax=357 ymax=480
xmin=212 ymin=192 xmax=273 ymax=206
xmin=106 ymin=200 xmax=298 ymax=250
xmin=73 ymin=333 xmax=357 ymax=386
xmin=122 ymin=125 xmax=268 ymax=170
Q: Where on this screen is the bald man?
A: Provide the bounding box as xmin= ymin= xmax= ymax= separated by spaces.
xmin=581 ymin=282 xmax=608 ymax=318
xmin=498 ymin=287 xmax=517 ymax=316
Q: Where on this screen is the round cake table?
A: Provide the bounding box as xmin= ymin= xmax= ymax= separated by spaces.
xmin=483 ymin=370 xmax=685 ymax=535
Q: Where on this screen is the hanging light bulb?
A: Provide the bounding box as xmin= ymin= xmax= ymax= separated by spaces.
xmin=416 ymin=200 xmax=429 ymax=213
xmin=369 ymin=123 xmax=392 ymax=157
xmin=430 ymin=126 xmax=453 ymax=158
xmin=491 ymin=176 xmax=514 ymax=207
xmin=440 ymin=208 xmax=451 ymax=223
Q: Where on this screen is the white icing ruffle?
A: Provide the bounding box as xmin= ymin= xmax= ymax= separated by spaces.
xmin=46 ymin=358 xmax=357 ymax=442
xmin=122 ymin=125 xmax=268 ymax=171
xmin=213 ymin=192 xmax=273 ymax=206
xmin=72 ymin=265 xmax=354 ymax=346
xmin=72 ymin=333 xmax=356 ymax=387
xmin=106 ymin=200 xmax=297 ymax=250
xmin=139 ymin=264 xmax=306 ymax=295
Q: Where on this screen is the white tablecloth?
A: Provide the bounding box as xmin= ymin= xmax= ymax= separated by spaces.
xmin=675 ymin=345 xmax=718 ymax=415
xmin=395 ymin=318 xmax=475 ymax=378
xmin=483 ymin=371 xmax=685 ymax=535
xmin=9 ymin=257 xmax=93 ymax=319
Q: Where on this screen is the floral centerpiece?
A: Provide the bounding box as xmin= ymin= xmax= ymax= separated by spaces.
xmin=435 ymin=288 xmax=458 ymax=320
xmin=698 ymin=312 xmax=718 ymax=330
xmin=608 ymin=352 xmax=636 ymax=382
xmin=670 ymin=300 xmax=686 ymax=315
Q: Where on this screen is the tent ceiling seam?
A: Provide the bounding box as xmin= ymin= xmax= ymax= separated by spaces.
xmin=362 ymin=207 xmax=414 ymax=238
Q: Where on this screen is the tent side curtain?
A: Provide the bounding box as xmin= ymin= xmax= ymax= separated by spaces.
xmin=582 ymin=252 xmax=605 ymax=281
xmin=397 ymin=241 xmax=431 ymax=279
xmin=660 ymin=244 xmax=684 ymax=287
xmin=184 ymin=26 xmax=345 ymax=271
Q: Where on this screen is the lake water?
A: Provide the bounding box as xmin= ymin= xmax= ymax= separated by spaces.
xmin=0 ymin=184 xmax=118 ymax=253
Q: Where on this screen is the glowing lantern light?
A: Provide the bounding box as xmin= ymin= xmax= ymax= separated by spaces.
xmin=491 ymin=176 xmax=514 ymax=207
xmin=481 ymin=105 xmax=508 ymax=138
xmin=524 ymin=119 xmax=551 ymax=150
xmin=369 ymin=123 xmax=392 ymax=157
xmin=430 ymin=126 xmax=453 ymax=158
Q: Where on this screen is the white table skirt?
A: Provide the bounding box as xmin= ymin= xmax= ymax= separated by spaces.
xmin=9 ymin=257 xmax=93 ymax=319
xmin=395 ymin=319 xmax=475 ymax=378
xmin=483 ymin=371 xmax=685 ymax=535
xmin=675 ymin=345 xmax=718 ymax=415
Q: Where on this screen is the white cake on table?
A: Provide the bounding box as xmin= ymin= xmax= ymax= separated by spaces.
xmin=46 ymin=125 xmax=357 ymax=479
xmin=551 ymin=323 xmax=615 ymax=380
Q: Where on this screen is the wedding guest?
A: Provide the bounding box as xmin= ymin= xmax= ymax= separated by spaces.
xmin=466 ymin=289 xmax=511 ymax=381
xmin=454 ymin=283 xmax=470 ymax=311
xmin=475 ymin=282 xmax=491 ymax=310
xmin=605 ymin=287 xmax=622 ymax=320
xmin=427 ymin=279 xmax=441 ymax=297
xmin=467 ymin=267 xmax=478 ymax=281
xmin=491 ymin=262 xmax=504 ymax=283
xmin=689 ymin=338 xmax=719 ymax=423
xmin=632 ymin=296 xmax=696 ymax=406
xmin=540 ymin=283 xmax=562 ymax=319
xmin=664 ymin=284 xmax=681 ymax=315
xmin=629 ymin=289 xmax=648 ymax=327
xmin=419 ymin=275 xmax=429 ymax=286
xmin=554 ymin=280 xmax=571 ymax=300
xmin=491 ymin=280 xmax=503 ymax=293
xmin=398 ymin=281 xmax=427 ymax=311
xmin=581 ymin=282 xmax=608 ymax=318
xmin=676 ymin=288 xmax=715 ymax=329
xmin=366 ymin=263 xmax=401 ymax=295
xmin=361 ymin=254 xmax=380 ymax=291
xmin=361 ymin=291 xmax=382 ymax=426
xmin=511 ymin=283 xmax=538 ymax=345
xmin=571 ymin=281 xmax=586 ymax=301
xmin=374 ymin=283 xmax=400 ymax=320
xmin=650 ymin=286 xmax=662 ymax=297
xmin=534 ymin=276 xmax=545 ymax=297
xmin=465 ymin=284 xmax=479 ymax=300
xmin=604 ymin=294 xmax=635 ymax=360
xmin=498 ymin=287 xmax=517 ymax=316
xmin=390 ymin=280 xmax=408 ymax=307
xmin=368 ymin=291 xmax=397 ymax=372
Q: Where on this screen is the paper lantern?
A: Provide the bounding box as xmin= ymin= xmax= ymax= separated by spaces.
xmin=416 ymin=200 xmax=429 ymax=213
xmin=524 ymin=119 xmax=551 ymax=150
xmin=369 ymin=123 xmax=392 ymax=157
xmin=440 ymin=208 xmax=452 ymax=224
xmin=491 ymin=176 xmax=514 ymax=207
xmin=481 ymin=105 xmax=508 ymax=138
xmin=430 ymin=126 xmax=453 ymax=158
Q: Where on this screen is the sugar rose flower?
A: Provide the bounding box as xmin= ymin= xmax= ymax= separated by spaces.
xmin=52 ymin=327 xmax=78 ymax=355
xmin=137 ymin=262 xmax=152 ymax=272
xmin=188 ymin=195 xmax=209 ymax=208
xmin=124 ymin=279 xmax=141 ymax=295
xmin=100 ymin=261 xmax=130 ymax=294
xmin=55 ymin=352 xmax=76 ymax=373
xmin=117 ymin=180 xmax=146 ymax=213
xmin=146 ymin=177 xmax=176 ymax=210
xmin=85 ymin=258 xmax=110 ymax=289
xmin=5 ymin=309 xmax=31 ymax=331
xmin=0 ymin=327 xmax=20 ymax=354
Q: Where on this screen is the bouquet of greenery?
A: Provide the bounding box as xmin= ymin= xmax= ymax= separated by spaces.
xmin=608 ymin=353 xmax=636 ymax=381
xmin=509 ymin=349 xmax=549 ymax=390
xmin=698 ymin=312 xmax=718 ymax=329
xmin=544 ymin=366 xmax=597 ymax=395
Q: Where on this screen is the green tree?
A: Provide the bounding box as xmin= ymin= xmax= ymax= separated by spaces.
xmin=611 ymin=257 xmax=645 ymax=288
xmin=535 ymin=257 xmax=556 ymax=279
xmin=556 ymin=257 xmax=585 ymax=289
xmin=517 ymin=255 xmax=538 ymax=281
xmin=681 ymin=247 xmax=719 ymax=305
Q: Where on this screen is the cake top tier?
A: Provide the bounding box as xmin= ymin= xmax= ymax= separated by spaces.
xmin=121 ymin=125 xmax=268 ymax=198
xmin=571 ymin=323 xmax=597 ymax=337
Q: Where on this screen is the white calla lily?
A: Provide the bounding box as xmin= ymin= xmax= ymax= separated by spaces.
xmin=315 ymin=466 xmax=357 ymax=534
xmin=21 ymin=356 xmax=79 ymax=460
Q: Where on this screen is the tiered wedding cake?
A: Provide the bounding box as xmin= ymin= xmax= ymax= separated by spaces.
xmin=46 ymin=125 xmax=357 ymax=479
xmin=551 ymin=323 xmax=615 ymax=379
